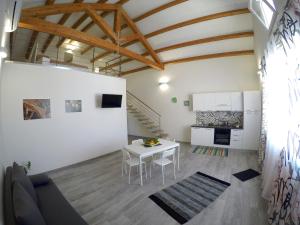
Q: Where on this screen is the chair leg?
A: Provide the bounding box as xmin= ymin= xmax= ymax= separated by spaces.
xmin=173 ymin=162 xmax=176 ymax=179
xmin=128 ymin=166 xmax=131 ymax=184
xmin=162 ymin=166 xmax=165 ymax=185
xmin=149 ymin=161 xmax=152 ymax=179
xmin=122 ymin=161 xmax=124 ymax=176
xmin=144 ymin=163 xmax=147 ymax=179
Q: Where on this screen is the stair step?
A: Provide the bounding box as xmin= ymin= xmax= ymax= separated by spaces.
xmin=159 ymin=133 xmax=169 ymax=138
xmin=147 ymin=126 xmax=160 ymax=129
xmin=151 ymin=129 xmax=164 ymax=134
xmin=142 ymin=123 xmax=155 ymax=127
xmin=138 ymin=118 xmax=150 ymax=122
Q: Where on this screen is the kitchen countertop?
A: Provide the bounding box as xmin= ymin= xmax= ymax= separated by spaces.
xmin=191 ymin=124 xmax=243 ymax=130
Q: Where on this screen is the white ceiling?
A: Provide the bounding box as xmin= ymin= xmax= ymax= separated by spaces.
xmin=12 ymin=0 xmax=253 ymax=73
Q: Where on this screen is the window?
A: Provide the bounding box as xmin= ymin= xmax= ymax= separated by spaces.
xmin=249 ymin=0 xmax=276 ymax=29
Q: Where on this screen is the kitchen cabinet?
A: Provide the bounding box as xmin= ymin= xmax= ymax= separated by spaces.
xmin=243 ymin=91 xmax=262 ymax=150
xmin=231 ymin=92 xmax=243 ymax=111
xmin=230 ymin=129 xmax=243 ymax=149
xmin=193 ymin=92 xmax=243 ymax=112
xmin=214 ymin=93 xmax=231 ymax=111
xmin=192 ymin=93 xmax=214 ymax=111
xmin=191 ymin=127 xmax=214 ymax=146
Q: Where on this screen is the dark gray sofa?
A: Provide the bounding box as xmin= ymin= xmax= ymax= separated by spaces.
xmin=4 ymin=163 xmax=88 ymax=225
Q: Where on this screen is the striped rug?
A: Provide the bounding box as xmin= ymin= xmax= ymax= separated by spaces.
xmin=193 ymin=146 xmax=229 ymax=157
xmin=149 ymin=172 xmax=230 ymax=224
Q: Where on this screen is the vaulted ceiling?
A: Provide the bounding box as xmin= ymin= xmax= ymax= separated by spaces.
xmin=12 ymin=0 xmax=254 ymax=76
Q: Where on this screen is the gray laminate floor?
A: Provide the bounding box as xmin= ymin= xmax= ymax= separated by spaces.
xmin=48 ymin=139 xmax=268 ymax=225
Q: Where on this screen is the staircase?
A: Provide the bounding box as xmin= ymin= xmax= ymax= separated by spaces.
xmin=127 ymin=91 xmax=168 ymax=138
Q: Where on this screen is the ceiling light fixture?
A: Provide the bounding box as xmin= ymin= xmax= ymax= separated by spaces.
xmin=159 ymin=76 xmax=170 ymax=91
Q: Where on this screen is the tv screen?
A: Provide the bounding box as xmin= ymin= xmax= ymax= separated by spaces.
xmin=102 ymin=94 xmax=122 ymax=108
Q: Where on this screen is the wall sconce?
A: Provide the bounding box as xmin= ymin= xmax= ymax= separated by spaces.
xmin=0 ymin=47 xmax=8 ymax=59
xmin=159 ymin=76 xmax=169 ymax=91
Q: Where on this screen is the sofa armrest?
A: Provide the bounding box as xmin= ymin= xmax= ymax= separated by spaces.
xmin=29 ymin=174 xmax=50 ymax=187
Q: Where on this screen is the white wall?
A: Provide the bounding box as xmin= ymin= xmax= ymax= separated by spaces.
xmin=0 ymin=0 xmax=9 ymax=223
xmin=125 ymin=56 xmax=259 ymax=142
xmin=1 ymin=62 xmax=127 ymax=174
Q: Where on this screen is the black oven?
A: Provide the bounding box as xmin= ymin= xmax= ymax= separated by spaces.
xmin=214 ymin=128 xmax=231 ymax=145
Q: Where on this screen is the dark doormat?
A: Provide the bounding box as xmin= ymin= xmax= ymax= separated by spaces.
xmin=233 ymin=169 xmax=260 ymax=182
xmin=149 ymin=172 xmax=230 ymax=224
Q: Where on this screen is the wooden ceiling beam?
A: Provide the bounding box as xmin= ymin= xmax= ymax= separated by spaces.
xmin=55 ymin=0 xmax=108 ymax=49
xmin=41 ymin=0 xmax=83 ymax=53
xmin=82 ymin=0 xmax=187 ymax=56
xmin=22 ymin=3 xmax=118 ymax=17
xmin=120 ymin=7 xmax=162 ymax=66
xmin=56 ymin=0 xmax=128 ymax=48
xmin=19 ymin=17 xmax=163 ymax=70
xmin=165 ymin=50 xmax=254 ymax=65
xmin=93 ymin=8 xmax=250 ymax=62
xmin=120 ymin=66 xmax=151 ymax=76
xmin=86 ymin=8 xmax=117 ymax=41
xmin=24 ymin=0 xmax=55 ymax=59
xmin=145 ymin=8 xmax=250 ymax=39
xmin=101 ymin=31 xmax=254 ymax=71
xmin=120 ymin=50 xmax=254 ymax=76
xmin=114 ymin=8 xmax=122 ymax=33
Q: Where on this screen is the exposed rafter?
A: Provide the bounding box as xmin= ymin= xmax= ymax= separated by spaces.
xmin=24 ymin=0 xmax=55 ymax=59
xmin=120 ymin=50 xmax=254 ymax=76
xmin=120 ymin=7 xmax=162 ymax=66
xmin=56 ymin=0 xmax=129 ymax=48
xmin=81 ymin=0 xmax=188 ymax=55
xmin=101 ymin=31 xmax=254 ymax=71
xmin=86 ymin=8 xmax=117 ymax=42
xmin=41 ymin=0 xmax=84 ymax=54
xmin=21 ymin=3 xmax=118 ymax=17
xmin=93 ymin=8 xmax=250 ymax=62
xmin=19 ymin=17 xmax=163 ymax=70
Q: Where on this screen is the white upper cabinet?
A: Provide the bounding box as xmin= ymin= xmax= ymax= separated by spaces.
xmin=214 ymin=93 xmax=231 ymax=111
xmin=244 ymin=91 xmax=261 ymax=112
xmin=231 ymin=92 xmax=243 ymax=111
xmin=193 ymin=92 xmax=243 ymax=112
xmin=192 ymin=93 xmax=214 ymax=111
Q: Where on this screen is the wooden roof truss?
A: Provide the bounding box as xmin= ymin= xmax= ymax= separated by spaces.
xmin=19 ymin=0 xmax=254 ymax=75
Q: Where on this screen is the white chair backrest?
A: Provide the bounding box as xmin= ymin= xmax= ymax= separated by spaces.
xmin=132 ymin=139 xmax=143 ymax=144
xmin=162 ymin=148 xmax=175 ymax=158
xmin=166 ymin=137 xmax=176 ymax=142
xmin=122 ymin=149 xmax=131 ymax=161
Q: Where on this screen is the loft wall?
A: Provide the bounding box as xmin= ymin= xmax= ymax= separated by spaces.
xmin=1 ymin=62 xmax=128 ymax=174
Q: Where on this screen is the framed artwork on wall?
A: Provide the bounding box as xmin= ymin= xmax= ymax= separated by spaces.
xmin=65 ymin=100 xmax=82 ymax=113
xmin=23 ymin=99 xmax=51 ymax=120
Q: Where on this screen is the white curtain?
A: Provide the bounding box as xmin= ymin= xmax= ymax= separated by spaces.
xmin=260 ymin=0 xmax=300 ymax=224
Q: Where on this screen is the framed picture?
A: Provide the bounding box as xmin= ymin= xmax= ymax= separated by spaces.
xmin=184 ymin=100 xmax=190 ymax=106
xmin=23 ymin=99 xmax=51 ymax=120
xmin=65 ymin=100 xmax=82 ymax=113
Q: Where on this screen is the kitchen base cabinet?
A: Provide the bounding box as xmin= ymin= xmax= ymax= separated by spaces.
xmin=191 ymin=127 xmax=214 ymax=146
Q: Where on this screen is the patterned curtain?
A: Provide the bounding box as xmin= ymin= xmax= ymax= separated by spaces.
xmin=259 ymin=0 xmax=300 ymax=224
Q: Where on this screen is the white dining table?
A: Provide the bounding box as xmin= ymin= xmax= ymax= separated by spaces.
xmin=124 ymin=139 xmax=180 ymax=186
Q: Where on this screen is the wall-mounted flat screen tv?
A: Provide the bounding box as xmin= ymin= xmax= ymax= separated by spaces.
xmin=102 ymin=94 xmax=122 ymax=108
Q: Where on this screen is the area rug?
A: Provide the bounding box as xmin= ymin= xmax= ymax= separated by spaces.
xmin=192 ymin=146 xmax=228 ymax=157
xmin=233 ymin=169 xmax=260 ymax=182
xmin=149 ymin=172 xmax=230 ymax=224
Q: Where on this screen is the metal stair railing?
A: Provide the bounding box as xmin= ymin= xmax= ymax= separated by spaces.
xmin=126 ymin=90 xmax=161 ymax=133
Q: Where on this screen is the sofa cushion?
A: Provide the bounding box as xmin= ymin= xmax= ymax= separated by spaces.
xmin=12 ymin=162 xmax=38 ymax=203
xmin=29 ymin=174 xmax=50 ymax=187
xmin=13 ymin=182 xmax=47 ymax=225
xmin=35 ymin=180 xmax=88 ymax=225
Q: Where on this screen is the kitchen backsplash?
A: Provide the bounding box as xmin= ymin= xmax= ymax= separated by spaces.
xmin=196 ymin=111 xmax=243 ymax=128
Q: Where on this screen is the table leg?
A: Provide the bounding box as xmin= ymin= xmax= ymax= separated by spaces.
xmin=177 ymin=146 xmax=180 ymax=170
xmin=139 ymin=156 xmax=143 ymax=186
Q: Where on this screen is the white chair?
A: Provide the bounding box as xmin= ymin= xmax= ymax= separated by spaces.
xmin=150 ymin=148 xmax=176 ymax=185
xmin=121 ymin=149 xmax=147 ymax=184
xmin=131 ymin=139 xmax=143 ymax=144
